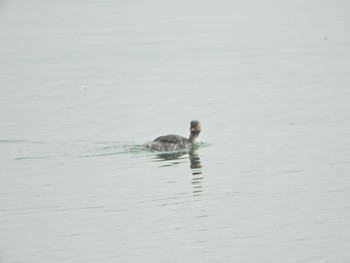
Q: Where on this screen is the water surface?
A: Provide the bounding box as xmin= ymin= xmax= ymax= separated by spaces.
xmin=1 ymin=0 xmax=350 ymax=262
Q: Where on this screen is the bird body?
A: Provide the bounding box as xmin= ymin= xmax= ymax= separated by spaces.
xmin=146 ymin=120 xmax=201 ymax=152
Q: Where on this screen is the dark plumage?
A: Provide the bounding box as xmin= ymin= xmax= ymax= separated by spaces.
xmin=146 ymin=120 xmax=201 ymax=152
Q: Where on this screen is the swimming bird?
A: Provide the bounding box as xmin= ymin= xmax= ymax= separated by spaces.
xmin=146 ymin=120 xmax=201 ymax=152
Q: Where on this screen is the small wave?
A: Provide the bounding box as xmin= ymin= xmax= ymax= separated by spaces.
xmin=0 ymin=139 xmax=43 ymax=143
xmin=15 ymin=156 xmax=53 ymax=161
xmin=9 ymin=141 xmax=139 ymax=161
xmin=8 ymin=140 xmax=209 ymax=161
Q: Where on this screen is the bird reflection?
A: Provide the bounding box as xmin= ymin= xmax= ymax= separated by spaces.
xmin=152 ymin=146 xmax=204 ymax=196
xmin=188 ymin=147 xmax=204 ymax=196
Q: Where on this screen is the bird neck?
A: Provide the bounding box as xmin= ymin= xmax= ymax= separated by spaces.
xmin=189 ymin=132 xmax=200 ymax=143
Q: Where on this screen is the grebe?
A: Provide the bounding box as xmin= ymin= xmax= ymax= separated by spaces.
xmin=147 ymin=120 xmax=201 ymax=152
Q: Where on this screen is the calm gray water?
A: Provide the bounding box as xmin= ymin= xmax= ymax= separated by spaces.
xmin=1 ymin=0 xmax=350 ymax=262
